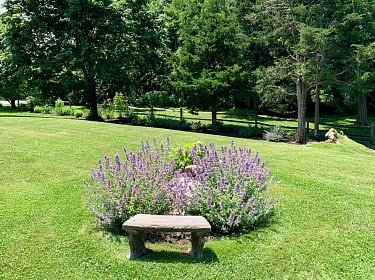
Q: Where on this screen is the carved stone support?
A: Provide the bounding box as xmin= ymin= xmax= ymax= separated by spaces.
xmin=189 ymin=231 xmax=209 ymax=258
xmin=126 ymin=230 xmax=150 ymax=260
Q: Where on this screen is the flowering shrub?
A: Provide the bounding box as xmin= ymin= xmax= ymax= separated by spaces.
xmin=84 ymin=139 xmax=275 ymax=234
xmin=83 ymin=139 xmax=175 ymax=231
xmin=170 ymin=142 xmax=275 ymax=233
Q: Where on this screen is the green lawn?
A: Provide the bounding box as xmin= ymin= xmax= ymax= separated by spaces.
xmin=0 ymin=111 xmax=374 ymax=279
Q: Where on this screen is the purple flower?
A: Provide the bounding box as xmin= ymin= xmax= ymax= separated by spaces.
xmin=220 ymin=177 xmax=226 ymax=186
xmin=132 ymin=184 xmax=140 ymax=198
xmin=141 ymin=191 xmax=146 ymax=199
xmin=246 ymin=197 xmax=256 ymax=209
xmin=220 ymin=201 xmax=224 ymax=209
xmin=233 ymin=184 xmax=240 ymax=195
xmin=152 ymin=194 xmax=159 ymax=206
xmin=207 ymin=196 xmax=212 ymax=209
xmin=228 ymin=212 xmax=235 ymax=225
xmin=241 ymin=192 xmax=246 ymax=200
xmin=250 ymin=209 xmax=256 ymax=218
xmin=236 ymin=215 xmax=242 ymax=224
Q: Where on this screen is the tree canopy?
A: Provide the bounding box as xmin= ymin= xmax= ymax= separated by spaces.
xmin=0 ymin=0 xmax=373 ymax=143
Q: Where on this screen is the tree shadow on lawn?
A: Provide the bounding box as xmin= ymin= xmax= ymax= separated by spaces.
xmin=132 ymin=248 xmax=219 ymax=264
xmin=0 ymin=113 xmax=56 ymax=119
xmin=0 ymin=113 xmax=88 ymax=122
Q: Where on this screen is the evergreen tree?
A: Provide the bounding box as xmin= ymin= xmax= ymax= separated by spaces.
xmin=253 ymin=0 xmax=335 ymax=143
xmin=170 ymin=0 xmax=247 ymax=125
xmin=330 ymin=0 xmax=375 ymax=126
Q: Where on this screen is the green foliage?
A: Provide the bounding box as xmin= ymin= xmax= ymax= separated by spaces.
xmin=170 ymin=0 xmax=247 ymax=114
xmin=210 ymin=121 xmax=224 ymax=133
xmin=99 ymin=104 xmax=115 ymax=120
xmin=170 ymin=141 xmax=203 ymax=169
xmin=33 ymin=106 xmax=43 ymax=114
xmin=238 ymin=125 xmax=264 ymax=138
xmin=113 ymin=92 xmax=127 ymax=117
xmin=55 ymin=98 xmax=64 ymax=115
xmin=2 ymin=0 xmax=167 ymax=119
xmin=33 ymin=105 xmax=52 ymax=114
xmin=130 ymin=91 xmax=179 ymax=107
xmin=191 ymin=121 xmax=203 ymax=132
xmin=1 ymin=0 xmax=374 ymax=128
xmin=147 ymin=117 xmax=191 ymax=131
xmin=74 ymin=110 xmax=84 ymax=118
xmin=265 ymin=126 xmax=287 ymax=142
xmin=58 ymin=107 xmax=73 ymax=116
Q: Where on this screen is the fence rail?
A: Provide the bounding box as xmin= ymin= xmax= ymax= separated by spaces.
xmin=130 ymin=106 xmax=374 ymax=142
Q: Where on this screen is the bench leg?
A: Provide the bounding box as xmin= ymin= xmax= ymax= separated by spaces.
xmin=126 ymin=230 xmax=150 ymax=260
xmin=189 ymin=231 xmax=208 ymax=258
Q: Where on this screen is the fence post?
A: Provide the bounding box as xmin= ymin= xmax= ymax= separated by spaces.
xmin=150 ymin=105 xmax=154 ymax=118
xmin=255 ymin=111 xmax=258 ymax=128
xmin=371 ymin=122 xmax=374 ymax=144
xmin=180 ymin=107 xmax=183 ymax=121
xmin=306 ymin=120 xmax=310 ymax=135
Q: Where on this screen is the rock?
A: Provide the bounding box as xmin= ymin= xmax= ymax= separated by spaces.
xmin=184 ymin=165 xmax=199 ymax=176
xmin=325 ymin=128 xmax=339 ymax=143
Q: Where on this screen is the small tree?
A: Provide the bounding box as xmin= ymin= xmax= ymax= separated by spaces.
xmin=113 ymin=92 xmax=127 ymax=118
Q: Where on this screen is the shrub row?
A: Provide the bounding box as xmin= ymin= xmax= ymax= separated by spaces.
xmin=33 ymin=101 xmax=84 ymax=118
xmin=121 ymin=114 xmax=266 ymax=139
xmin=31 ymin=98 xmax=290 ymax=141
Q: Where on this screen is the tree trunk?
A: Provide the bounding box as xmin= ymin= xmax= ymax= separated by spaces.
xmin=314 ymin=84 xmax=320 ymax=140
xmin=296 ymin=75 xmax=307 ymax=144
xmin=254 ymin=93 xmax=258 ymax=127
xmin=9 ymin=98 xmax=16 ymax=110
xmin=85 ymin=73 xmax=99 ymax=120
xmin=212 ymin=106 xmax=217 ymax=126
xmin=356 ymin=94 xmax=368 ymax=126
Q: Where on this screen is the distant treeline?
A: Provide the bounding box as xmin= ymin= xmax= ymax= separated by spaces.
xmin=0 ymin=0 xmax=374 ymax=143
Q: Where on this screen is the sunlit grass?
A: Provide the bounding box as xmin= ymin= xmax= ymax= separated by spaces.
xmin=0 ymin=110 xmax=374 ymax=279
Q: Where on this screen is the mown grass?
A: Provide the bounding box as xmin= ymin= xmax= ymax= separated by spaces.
xmin=0 ymin=110 xmax=374 ymax=279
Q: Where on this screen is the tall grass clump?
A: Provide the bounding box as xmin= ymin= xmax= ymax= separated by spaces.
xmin=84 ymin=139 xmax=276 ymax=234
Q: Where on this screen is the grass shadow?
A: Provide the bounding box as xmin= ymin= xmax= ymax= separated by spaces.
xmin=133 ymin=248 xmax=218 ymax=264
xmin=0 ymin=113 xmax=58 ymax=119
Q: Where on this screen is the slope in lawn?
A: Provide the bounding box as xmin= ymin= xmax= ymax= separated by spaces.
xmin=0 ymin=114 xmax=374 ymax=279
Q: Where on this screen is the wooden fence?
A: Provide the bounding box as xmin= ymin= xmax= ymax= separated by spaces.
xmin=128 ymin=106 xmax=374 ymax=143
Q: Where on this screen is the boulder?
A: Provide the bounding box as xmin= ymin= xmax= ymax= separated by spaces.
xmin=325 ymin=128 xmax=339 ymax=143
xmin=184 ymin=165 xmax=199 ymax=176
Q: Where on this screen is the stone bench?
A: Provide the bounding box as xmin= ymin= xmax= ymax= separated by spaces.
xmin=122 ymin=214 xmax=211 ymax=259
